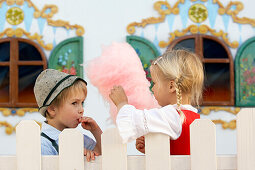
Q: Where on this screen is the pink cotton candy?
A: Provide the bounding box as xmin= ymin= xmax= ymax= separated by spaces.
xmin=86 ymin=42 xmax=159 ymax=122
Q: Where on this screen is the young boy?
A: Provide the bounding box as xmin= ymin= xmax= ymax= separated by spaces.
xmin=34 ymin=69 xmax=102 ymax=161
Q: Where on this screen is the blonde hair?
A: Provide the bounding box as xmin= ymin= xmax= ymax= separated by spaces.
xmin=152 ymin=49 xmax=204 ymax=123
xmin=45 ymin=80 xmax=87 ymax=119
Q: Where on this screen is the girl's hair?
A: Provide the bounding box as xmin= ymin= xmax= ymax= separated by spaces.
xmin=152 ymin=49 xmax=204 ymax=123
xmin=45 ymin=80 xmax=87 ymax=118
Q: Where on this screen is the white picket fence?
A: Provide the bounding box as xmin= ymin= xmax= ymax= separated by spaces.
xmin=0 ymin=108 xmax=255 ymax=170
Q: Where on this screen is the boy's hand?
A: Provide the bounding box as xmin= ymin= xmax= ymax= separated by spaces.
xmin=84 ymin=148 xmax=99 ymax=162
xmin=136 ymin=136 xmax=145 ymax=154
xmin=109 ymin=86 xmax=128 ymax=108
xmin=79 ymin=117 xmax=100 ymax=132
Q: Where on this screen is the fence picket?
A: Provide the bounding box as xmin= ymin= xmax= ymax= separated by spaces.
xmin=237 ymin=108 xmax=255 ymax=170
xmin=16 ymin=120 xmax=41 ymax=170
xmin=190 ymin=119 xmax=216 ymax=170
xmin=59 ymin=129 xmax=84 ymax=170
xmin=145 ymin=133 xmax=170 ymax=170
xmin=101 ymin=128 xmax=127 ymax=170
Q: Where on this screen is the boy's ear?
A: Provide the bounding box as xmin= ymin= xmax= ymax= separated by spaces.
xmin=47 ymin=105 xmax=56 ymax=118
xmin=169 ymin=80 xmax=176 ymax=93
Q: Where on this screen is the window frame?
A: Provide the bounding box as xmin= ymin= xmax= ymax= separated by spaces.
xmin=167 ymin=34 xmax=234 ymax=106
xmin=0 ymin=38 xmax=47 ymax=107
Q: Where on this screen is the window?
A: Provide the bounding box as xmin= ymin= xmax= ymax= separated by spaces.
xmin=167 ymin=35 xmax=234 ymax=106
xmin=0 ymin=38 xmax=47 ymax=107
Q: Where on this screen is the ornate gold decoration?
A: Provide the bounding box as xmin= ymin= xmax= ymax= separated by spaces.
xmin=159 ymin=24 xmax=239 ymax=48
xmin=0 ymin=120 xmax=42 ymax=135
xmin=212 ymin=119 xmax=236 ymax=130
xmin=0 ymin=0 xmax=85 ymax=37
xmin=216 ymin=1 xmax=255 ymax=26
xmin=200 ymin=106 xmax=240 ymax=115
xmin=188 ymin=4 xmax=208 ymax=23
xmin=6 ymin=7 xmax=24 ymax=25
xmin=0 ymin=107 xmax=38 ymax=117
xmin=0 ymin=28 xmax=53 ymax=50
xmin=199 ymin=106 xmax=240 ymax=130
xmin=0 ymin=121 xmax=14 ymax=135
xmin=127 ymin=0 xmax=255 ymax=47
xmin=127 ymin=0 xmax=184 ymax=34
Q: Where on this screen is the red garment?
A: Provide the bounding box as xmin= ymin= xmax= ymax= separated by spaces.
xmin=170 ymin=110 xmax=200 ymax=155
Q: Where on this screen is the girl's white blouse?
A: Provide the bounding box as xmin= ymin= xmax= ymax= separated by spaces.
xmin=116 ymin=104 xmax=197 ymax=143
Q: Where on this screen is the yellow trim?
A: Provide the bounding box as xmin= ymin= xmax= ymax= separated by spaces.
xmin=200 ymin=106 xmax=240 ymax=130
xmin=0 ymin=120 xmax=41 ymax=135
xmin=212 ymin=119 xmax=236 ymax=130
xmin=127 ymin=0 xmax=254 ymax=48
xmin=0 ymin=28 xmax=53 ymax=50
xmin=200 ymin=106 xmax=240 ymax=115
xmin=0 ymin=0 xmax=84 ymax=50
xmin=0 ymin=121 xmax=14 ymax=135
xmin=0 ymin=107 xmax=38 ymax=117
xmin=158 ymin=24 xmax=239 ymax=48
xmin=127 ymin=0 xmax=184 ymax=34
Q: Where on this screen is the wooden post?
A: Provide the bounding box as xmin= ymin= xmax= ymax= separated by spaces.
xmin=145 ymin=133 xmax=170 ymax=170
xmin=101 ymin=128 xmax=127 ymax=170
xmin=16 ymin=120 xmax=41 ymax=170
xmin=59 ymin=129 xmax=84 ymax=170
xmin=190 ymin=119 xmax=217 ymax=170
xmin=237 ymin=108 xmax=255 ymax=170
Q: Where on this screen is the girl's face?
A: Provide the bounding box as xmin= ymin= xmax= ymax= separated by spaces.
xmin=50 ymin=87 xmax=87 ymax=131
xmin=150 ymin=66 xmax=176 ymax=106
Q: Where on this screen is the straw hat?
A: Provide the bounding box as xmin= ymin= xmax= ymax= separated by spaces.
xmin=34 ymin=69 xmax=87 ymax=117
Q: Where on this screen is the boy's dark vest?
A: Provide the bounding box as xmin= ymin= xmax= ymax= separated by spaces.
xmin=170 ymin=110 xmax=200 ymax=155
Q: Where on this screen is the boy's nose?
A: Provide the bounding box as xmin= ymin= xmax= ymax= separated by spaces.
xmin=79 ymin=106 xmax=84 ymax=114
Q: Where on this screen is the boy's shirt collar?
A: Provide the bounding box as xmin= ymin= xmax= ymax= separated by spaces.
xmin=41 ymin=121 xmax=61 ymax=141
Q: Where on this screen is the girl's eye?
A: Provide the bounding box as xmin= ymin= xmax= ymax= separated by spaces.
xmin=82 ymin=101 xmax=84 ymax=106
xmin=72 ymin=102 xmax=77 ymax=105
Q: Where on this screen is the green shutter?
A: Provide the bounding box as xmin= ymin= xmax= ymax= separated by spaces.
xmin=126 ymin=35 xmax=161 ymax=88
xmin=49 ymin=37 xmax=83 ymax=77
xmin=235 ymin=37 xmax=255 ymax=106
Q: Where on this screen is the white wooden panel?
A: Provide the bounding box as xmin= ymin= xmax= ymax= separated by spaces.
xmin=59 ymin=129 xmax=84 ymax=170
xmin=0 ymin=156 xmax=16 ymax=170
xmin=16 ymin=120 xmax=41 ymax=170
xmin=42 ymin=156 xmax=58 ymax=170
xmin=101 ymin=128 xmax=127 ymax=170
xmin=0 ymin=155 xmax=238 ymax=170
xmin=237 ymin=108 xmax=255 ymax=170
xmin=145 ymin=133 xmax=170 ymax=170
xmin=84 ymin=156 xmax=101 ymax=170
xmin=190 ymin=119 xmax=216 ymax=170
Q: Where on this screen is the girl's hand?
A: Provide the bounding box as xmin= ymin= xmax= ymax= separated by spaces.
xmin=84 ymin=148 xmax=99 ymax=162
xmin=79 ymin=117 xmax=100 ymax=132
xmin=136 ymin=136 xmax=145 ymax=154
xmin=109 ymin=85 xmax=128 ymax=108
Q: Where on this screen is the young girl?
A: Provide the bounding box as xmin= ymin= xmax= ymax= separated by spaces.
xmin=109 ymin=49 xmax=204 ymax=155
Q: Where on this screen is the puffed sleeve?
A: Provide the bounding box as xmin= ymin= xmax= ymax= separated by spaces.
xmin=116 ymin=104 xmax=182 ymax=143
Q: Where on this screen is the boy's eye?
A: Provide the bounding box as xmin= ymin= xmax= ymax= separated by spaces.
xmin=72 ymin=102 xmax=77 ymax=105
